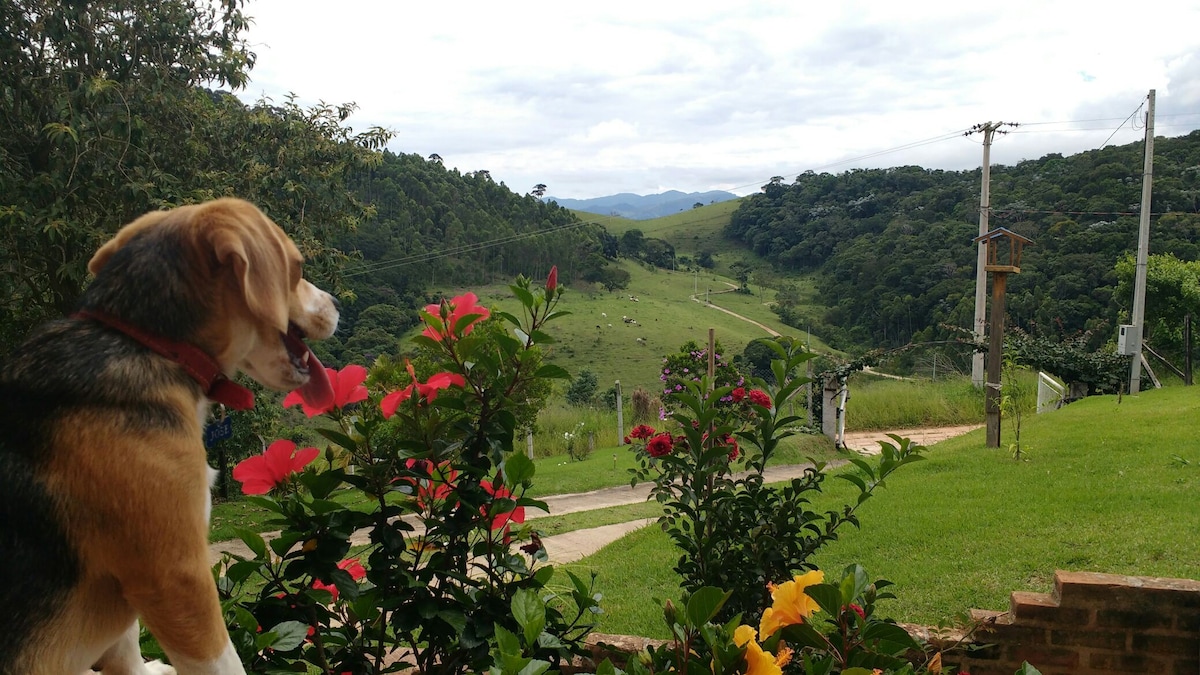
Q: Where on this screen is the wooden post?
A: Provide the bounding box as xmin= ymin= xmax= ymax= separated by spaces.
xmin=985 ymin=272 xmax=1008 ymax=448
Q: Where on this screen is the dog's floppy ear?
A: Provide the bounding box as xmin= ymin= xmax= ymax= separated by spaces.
xmin=207 ymin=207 xmax=291 ymax=333
xmin=88 ymin=210 xmax=174 ymax=275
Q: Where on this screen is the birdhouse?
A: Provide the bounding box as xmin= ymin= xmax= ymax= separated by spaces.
xmin=974 ymin=227 xmax=1033 ymax=274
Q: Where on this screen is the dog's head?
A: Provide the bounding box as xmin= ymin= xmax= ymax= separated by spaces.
xmin=88 ymin=198 xmax=339 ymax=405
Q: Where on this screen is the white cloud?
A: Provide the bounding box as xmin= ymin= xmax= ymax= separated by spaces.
xmin=238 ymin=0 xmax=1200 ymax=198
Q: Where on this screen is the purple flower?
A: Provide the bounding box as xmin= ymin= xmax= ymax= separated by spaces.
xmin=664 ymin=368 xmax=671 ymax=374
xmin=683 ymin=368 xmax=689 ymax=373
xmin=674 ymin=384 xmax=683 ymax=391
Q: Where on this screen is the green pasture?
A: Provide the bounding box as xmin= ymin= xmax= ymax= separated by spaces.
xmin=459 ymin=260 xmax=833 ymax=393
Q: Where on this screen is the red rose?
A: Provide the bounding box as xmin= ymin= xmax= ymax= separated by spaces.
xmin=646 ymin=433 xmax=674 ymax=457
xmin=629 ymin=424 xmax=656 ymax=440
xmin=748 ymin=389 xmax=772 ymax=407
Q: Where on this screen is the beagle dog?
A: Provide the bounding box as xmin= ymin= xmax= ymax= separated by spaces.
xmin=0 ymin=198 xmax=339 ymax=674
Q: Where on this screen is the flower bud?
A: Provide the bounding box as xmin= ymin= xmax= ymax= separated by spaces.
xmin=546 ymin=265 xmax=558 ymax=293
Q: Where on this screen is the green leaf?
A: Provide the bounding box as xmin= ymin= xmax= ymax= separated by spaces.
xmin=512 ymin=589 xmax=546 ymax=647
xmin=1015 ymin=662 xmax=1044 ymax=675
xmin=315 ymin=428 xmax=356 ymax=450
xmin=518 ymin=661 xmax=551 ymax=675
xmin=269 ymin=531 xmax=306 ymax=557
xmin=299 ymin=469 xmax=344 ymax=499
xmin=308 ymin=498 xmax=345 ymax=515
xmin=234 ymin=528 xmax=267 ymax=559
xmin=494 ymin=310 xmax=523 ymax=327
xmin=533 ymin=364 xmax=571 ymax=379
xmin=803 ymin=583 xmax=844 ymax=618
xmin=861 ymin=621 xmax=921 ymax=650
xmin=839 ymin=564 xmax=871 ymax=606
xmin=510 ymin=285 xmax=535 ymax=307
xmin=686 ymin=587 xmax=731 ymax=627
xmin=244 ymin=495 xmax=284 ymax=514
xmin=265 ymin=620 xmax=309 ymax=651
xmin=331 ymin=567 xmax=360 ymax=602
xmin=494 ymin=624 xmax=522 ymax=656
xmin=504 ymin=451 xmax=536 ymax=487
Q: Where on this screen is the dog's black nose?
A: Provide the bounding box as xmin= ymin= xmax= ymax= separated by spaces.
xmin=331 ymin=295 xmax=342 ymax=311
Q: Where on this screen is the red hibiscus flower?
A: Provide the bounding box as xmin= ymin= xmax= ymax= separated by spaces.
xmin=312 ymin=557 xmax=367 ymax=601
xmin=748 ymin=389 xmax=772 ymax=407
xmin=646 ymin=433 xmax=674 ymax=458
xmin=421 ymin=292 xmax=491 ymax=343
xmin=406 ymin=459 xmax=459 ymax=509
xmin=481 ymin=479 xmax=526 ymax=534
xmin=731 ymin=387 xmax=746 ymax=403
xmin=283 ymin=364 xmax=369 ymax=417
xmin=629 ymin=424 xmax=656 ymax=440
xmin=546 ymin=265 xmax=558 ymax=293
xmin=232 ymin=439 xmax=319 ymax=495
xmin=380 ymin=361 xmax=467 ymax=417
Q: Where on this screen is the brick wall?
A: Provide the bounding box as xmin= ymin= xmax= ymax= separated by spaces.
xmin=944 ymin=570 xmax=1200 ymax=675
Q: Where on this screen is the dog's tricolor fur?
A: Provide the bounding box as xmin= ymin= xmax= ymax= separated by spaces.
xmin=0 ymin=199 xmax=339 ymax=674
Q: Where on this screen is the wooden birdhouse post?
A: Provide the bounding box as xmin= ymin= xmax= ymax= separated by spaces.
xmin=973 ymin=227 xmax=1033 ymax=448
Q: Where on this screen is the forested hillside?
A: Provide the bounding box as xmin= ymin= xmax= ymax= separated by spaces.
xmin=323 ymin=151 xmax=611 ymax=363
xmin=726 ymin=132 xmax=1200 ymax=349
xmin=0 ymin=1 xmax=616 ymax=363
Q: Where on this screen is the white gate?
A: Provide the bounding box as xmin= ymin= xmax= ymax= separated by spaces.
xmin=1037 ymin=372 xmax=1065 ymax=414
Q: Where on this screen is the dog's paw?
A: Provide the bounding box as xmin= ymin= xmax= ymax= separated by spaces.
xmin=141 ymin=661 xmax=177 ymax=675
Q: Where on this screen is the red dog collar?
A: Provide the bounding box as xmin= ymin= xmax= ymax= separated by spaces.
xmin=73 ymin=309 xmax=255 ymax=410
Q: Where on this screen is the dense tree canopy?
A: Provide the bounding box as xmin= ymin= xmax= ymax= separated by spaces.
xmin=0 ymin=0 xmax=388 ymax=350
xmin=726 ymin=134 xmax=1200 ymax=352
xmin=0 ymin=0 xmax=611 ymax=365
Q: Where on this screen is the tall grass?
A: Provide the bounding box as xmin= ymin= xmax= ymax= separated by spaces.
xmin=844 ymin=371 xmax=1037 ymax=431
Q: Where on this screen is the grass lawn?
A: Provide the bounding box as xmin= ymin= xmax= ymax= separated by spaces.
xmin=564 ymin=386 xmax=1200 ymax=637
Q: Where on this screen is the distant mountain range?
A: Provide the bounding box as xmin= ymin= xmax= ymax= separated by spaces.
xmin=547 ymin=189 xmax=739 ymax=220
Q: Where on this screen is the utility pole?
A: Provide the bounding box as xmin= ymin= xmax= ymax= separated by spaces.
xmin=1130 ymin=90 xmax=1156 ymax=394
xmin=967 ymin=121 xmax=1017 ymax=388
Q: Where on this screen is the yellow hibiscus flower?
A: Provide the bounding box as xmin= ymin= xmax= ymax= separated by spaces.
xmin=733 ymin=625 xmax=793 ymax=675
xmin=759 ymin=570 xmax=824 ymax=638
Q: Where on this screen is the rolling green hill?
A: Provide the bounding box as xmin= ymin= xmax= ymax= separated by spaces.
xmin=426 ymin=259 xmax=833 ymax=393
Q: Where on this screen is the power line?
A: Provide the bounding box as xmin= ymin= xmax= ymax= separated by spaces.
xmin=1098 ymin=97 xmax=1147 ymax=150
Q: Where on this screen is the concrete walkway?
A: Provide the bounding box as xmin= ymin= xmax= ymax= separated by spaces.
xmin=209 ymin=425 xmax=981 ymax=566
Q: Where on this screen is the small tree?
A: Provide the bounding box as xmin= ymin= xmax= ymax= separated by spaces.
xmin=565 ymin=369 xmax=598 ymax=406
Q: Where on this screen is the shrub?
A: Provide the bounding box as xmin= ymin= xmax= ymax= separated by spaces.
xmin=630 ymin=387 xmax=656 ymax=424
xmin=194 ymin=270 xmax=604 ymax=675
xmin=630 ymin=339 xmax=926 ymax=625
xmin=566 ymin=369 xmax=599 ymax=406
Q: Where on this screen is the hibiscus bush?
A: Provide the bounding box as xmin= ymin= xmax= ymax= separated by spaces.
xmin=207 ymin=270 xmax=606 ymax=674
xmin=624 ymin=565 xmax=1033 ymax=675
xmin=630 ymin=338 xmax=927 ymax=626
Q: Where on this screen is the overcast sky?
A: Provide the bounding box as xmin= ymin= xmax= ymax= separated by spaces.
xmin=239 ymin=0 xmax=1200 ymax=200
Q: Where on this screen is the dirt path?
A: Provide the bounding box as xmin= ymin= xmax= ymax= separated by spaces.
xmin=689 ymin=285 xmax=783 ymax=338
